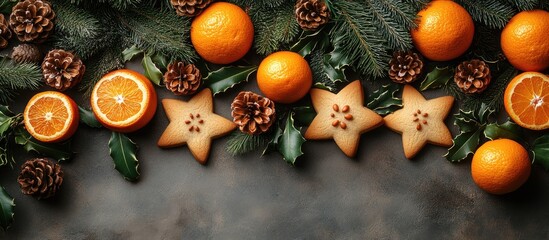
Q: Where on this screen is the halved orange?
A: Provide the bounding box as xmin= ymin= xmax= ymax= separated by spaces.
xmin=24 ymin=91 xmax=79 ymax=143
xmin=91 ymin=69 xmax=157 ymax=133
xmin=504 ymin=72 xmax=549 ymax=130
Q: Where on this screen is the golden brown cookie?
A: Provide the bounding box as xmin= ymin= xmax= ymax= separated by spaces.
xmin=158 ymin=88 xmax=236 ymax=165
xmin=384 ymin=85 xmax=454 ymax=159
xmin=304 ymin=80 xmax=384 ymax=157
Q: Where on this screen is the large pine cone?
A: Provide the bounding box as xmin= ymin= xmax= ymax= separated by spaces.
xmin=18 ymin=158 xmax=63 ymax=199
xmin=9 ymin=0 xmax=55 ymax=43
xmin=170 ymin=0 xmax=212 ymax=17
xmin=164 ymin=61 xmax=202 ymax=95
xmin=42 ymin=49 xmax=85 ymax=91
xmin=231 ymin=91 xmax=276 ymax=135
xmin=388 ymin=50 xmax=424 ymax=84
xmin=454 ymin=59 xmax=491 ymax=94
xmin=12 ymin=44 xmax=42 ymax=64
xmin=295 ymin=0 xmax=330 ymax=31
xmin=0 ymin=14 xmax=11 ymax=49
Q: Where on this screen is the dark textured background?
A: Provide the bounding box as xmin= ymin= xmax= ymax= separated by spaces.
xmin=1 ymin=61 xmax=549 ymax=240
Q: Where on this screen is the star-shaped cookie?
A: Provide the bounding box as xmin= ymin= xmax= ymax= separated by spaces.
xmin=384 ymin=85 xmax=454 ymax=159
xmin=158 ymin=88 xmax=236 ymax=165
xmin=304 ymin=80 xmax=384 ymax=157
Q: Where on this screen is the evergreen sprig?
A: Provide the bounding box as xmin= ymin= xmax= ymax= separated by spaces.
xmin=0 ymin=60 xmax=42 ymax=104
xmin=456 ymin=0 xmax=514 ymax=29
xmin=367 ymin=0 xmax=414 ymax=50
xmin=251 ymin=2 xmax=301 ymax=55
xmin=226 ymin=131 xmax=272 ymax=156
xmin=80 ymin=46 xmax=125 ymax=96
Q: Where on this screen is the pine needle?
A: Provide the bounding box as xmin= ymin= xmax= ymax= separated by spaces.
xmin=367 ymin=0 xmax=413 ymax=50
xmin=252 ymin=3 xmax=301 ymax=55
xmin=0 ymin=60 xmax=42 ymax=104
xmin=456 ymin=0 xmax=514 ymax=29
xmin=226 ymin=131 xmax=272 ymax=156
xmin=503 ymin=0 xmax=538 ymax=11
xmin=53 ymin=1 xmax=101 ymax=38
xmin=80 ymin=47 xmax=125 ymax=97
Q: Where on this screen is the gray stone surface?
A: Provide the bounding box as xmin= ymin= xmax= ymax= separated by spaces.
xmin=1 ymin=63 xmax=549 ymax=240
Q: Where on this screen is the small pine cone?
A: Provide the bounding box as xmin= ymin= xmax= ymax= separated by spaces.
xmin=454 ymin=59 xmax=491 ymax=94
xmin=170 ymin=0 xmax=212 ymax=17
xmin=164 ymin=61 xmax=202 ymax=95
xmin=11 ymin=44 xmax=42 ymax=64
xmin=18 ymin=158 xmax=64 ymax=199
xmin=0 ymin=14 xmax=11 ymax=49
xmin=231 ymin=91 xmax=276 ymax=135
xmin=295 ymin=0 xmax=330 ymax=31
xmin=9 ymin=0 xmax=55 ymax=43
xmin=388 ymin=50 xmax=424 ymax=84
xmin=42 ymin=49 xmax=85 ymax=91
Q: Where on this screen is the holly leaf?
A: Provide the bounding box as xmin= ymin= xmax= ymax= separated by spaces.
xmin=204 ymin=66 xmax=258 ymax=95
xmin=151 ymin=52 xmax=168 ymax=70
xmin=322 ymin=54 xmax=347 ymax=84
xmin=326 ymin=35 xmax=352 ymax=69
xmin=142 ymin=54 xmax=163 ymax=85
xmin=78 ymin=106 xmax=102 ymax=128
xmin=263 ymin=125 xmax=283 ymax=156
xmin=108 ymin=132 xmax=139 ymax=182
xmin=277 ymin=113 xmax=305 ymax=165
xmin=484 ymin=120 xmax=524 ymax=142
xmin=533 ymin=135 xmax=549 ymax=171
xmin=419 ymin=66 xmax=453 ymax=91
xmin=444 ymin=128 xmax=483 ymax=163
xmin=122 ymin=45 xmax=143 ymax=62
xmin=293 ymin=106 xmax=316 ymax=126
xmin=290 ymin=29 xmax=328 ymax=57
xmin=0 ymin=186 xmax=15 ymax=231
xmin=367 ymin=84 xmax=403 ymax=116
xmin=14 ymin=128 xmax=73 ymax=161
xmin=0 ymin=106 xmax=15 ymax=137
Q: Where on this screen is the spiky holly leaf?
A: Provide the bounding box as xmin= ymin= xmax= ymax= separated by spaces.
xmin=0 ymin=106 xmax=15 ymax=137
xmin=78 ymin=106 xmax=102 ymax=128
xmin=204 ymin=66 xmax=258 ymax=95
xmin=142 ymin=54 xmax=163 ymax=85
xmin=14 ymin=128 xmax=73 ymax=162
xmin=292 ymin=106 xmax=316 ymax=126
xmin=326 ymin=35 xmax=352 ymax=70
xmin=419 ymin=66 xmax=453 ymax=91
xmin=367 ymin=84 xmax=403 ymax=116
xmin=263 ymin=125 xmax=283 ymax=156
xmin=277 ymin=113 xmax=305 ymax=165
xmin=484 ymin=120 xmax=524 ymax=143
xmin=533 ymin=135 xmax=549 ymax=171
xmin=0 ymin=186 xmax=15 ymax=231
xmin=122 ymin=45 xmax=143 ymax=62
xmin=108 ymin=132 xmax=140 ymax=182
xmin=290 ymin=28 xmax=329 ymax=57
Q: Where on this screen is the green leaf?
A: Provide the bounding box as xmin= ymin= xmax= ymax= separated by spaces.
xmin=78 ymin=106 xmax=102 ymax=128
xmin=444 ymin=128 xmax=483 ymax=163
xmin=14 ymin=128 xmax=73 ymax=161
xmin=322 ymin=54 xmax=347 ymax=84
xmin=151 ymin=52 xmax=169 ymax=70
xmin=204 ymin=66 xmax=258 ymax=95
xmin=122 ymin=45 xmax=143 ymax=62
xmin=367 ymin=84 xmax=403 ymax=116
xmin=0 ymin=186 xmax=15 ymax=231
xmin=533 ymin=135 xmax=549 ymax=171
xmin=292 ymin=106 xmax=317 ymax=126
xmin=326 ymin=35 xmax=352 ymax=70
xmin=290 ymin=29 xmax=329 ymax=57
xmin=419 ymin=66 xmax=453 ymax=91
xmin=263 ymin=125 xmax=283 ymax=155
xmin=108 ymin=132 xmax=140 ymax=181
xmin=0 ymin=106 xmax=15 ymax=136
xmin=142 ymin=54 xmax=163 ymax=85
xmin=484 ymin=121 xmax=524 ymax=142
xmin=277 ymin=113 xmax=306 ymax=165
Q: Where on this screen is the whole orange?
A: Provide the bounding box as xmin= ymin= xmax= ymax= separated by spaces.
xmin=190 ymin=2 xmax=254 ymax=64
xmin=257 ymin=51 xmax=313 ymax=104
xmin=501 ymin=10 xmax=549 ymax=72
xmin=411 ymin=0 xmax=475 ymax=61
xmin=503 ymin=72 xmax=549 ymax=130
xmin=471 ymin=139 xmax=531 ymax=195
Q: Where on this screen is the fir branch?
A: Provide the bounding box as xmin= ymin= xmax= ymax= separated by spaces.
xmin=229 ymin=0 xmax=290 ymax=8
xmin=252 ymin=3 xmax=301 ymax=55
xmin=52 ymin=1 xmax=101 ymax=38
xmin=330 ymin=1 xmax=389 ymax=77
xmin=0 ymin=60 xmax=42 ymax=104
xmin=455 ymin=0 xmax=514 ymax=29
xmin=502 ymin=0 xmax=538 ymax=11
xmin=80 ymin=47 xmax=125 ymax=97
xmin=367 ymin=0 xmax=413 ymax=50
xmin=470 ymin=25 xmax=503 ymax=62
xmin=226 ymin=131 xmax=271 ymax=156
xmin=400 ymin=0 xmax=428 ymax=12
xmin=374 ymin=0 xmax=418 ymax=30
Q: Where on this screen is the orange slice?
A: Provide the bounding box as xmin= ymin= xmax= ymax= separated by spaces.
xmin=504 ymin=72 xmax=549 ymax=130
xmin=91 ymin=69 xmax=157 ymax=133
xmin=23 ymin=91 xmax=79 ymax=143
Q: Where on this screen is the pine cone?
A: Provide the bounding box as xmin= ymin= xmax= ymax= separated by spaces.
xmin=164 ymin=61 xmax=202 ymax=95
xmin=170 ymin=0 xmax=212 ymax=17
xmin=11 ymin=44 xmax=42 ymax=64
xmin=231 ymin=91 xmax=276 ymax=135
xmin=0 ymin=14 xmax=11 ymax=49
xmin=9 ymin=0 xmax=55 ymax=43
xmin=388 ymin=50 xmax=424 ymax=84
xmin=42 ymin=49 xmax=85 ymax=91
xmin=295 ymin=0 xmax=330 ymax=31
xmin=18 ymin=158 xmax=63 ymax=199
xmin=454 ymin=59 xmax=491 ymax=94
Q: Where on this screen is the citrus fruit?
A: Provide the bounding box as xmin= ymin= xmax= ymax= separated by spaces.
xmin=501 ymin=10 xmax=549 ymax=72
xmin=471 ymin=139 xmax=531 ymax=195
xmin=503 ymin=72 xmax=549 ymax=130
xmin=411 ymin=0 xmax=475 ymax=61
xmin=257 ymin=51 xmax=313 ymax=104
xmin=91 ymin=69 xmax=157 ymax=133
xmin=23 ymin=91 xmax=79 ymax=143
xmin=190 ymin=2 xmax=254 ymax=64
